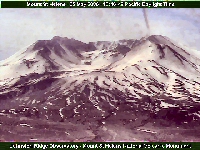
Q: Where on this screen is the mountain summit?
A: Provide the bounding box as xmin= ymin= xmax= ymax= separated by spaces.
xmin=0 ymin=35 xmax=200 ymax=141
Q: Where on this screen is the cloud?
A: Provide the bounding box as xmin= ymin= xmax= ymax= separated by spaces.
xmin=0 ymin=8 xmax=200 ymax=60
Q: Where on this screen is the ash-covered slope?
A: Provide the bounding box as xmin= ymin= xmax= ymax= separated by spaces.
xmin=1 ymin=35 xmax=200 ymax=141
xmin=0 ymin=36 xmax=97 ymax=81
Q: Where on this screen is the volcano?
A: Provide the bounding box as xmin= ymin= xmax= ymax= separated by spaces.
xmin=0 ymin=35 xmax=200 ymax=142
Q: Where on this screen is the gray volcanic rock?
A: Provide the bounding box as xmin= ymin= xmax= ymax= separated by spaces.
xmin=0 ymin=35 xmax=200 ymax=141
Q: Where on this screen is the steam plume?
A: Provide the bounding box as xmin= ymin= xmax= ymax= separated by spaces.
xmin=142 ymin=8 xmax=150 ymax=36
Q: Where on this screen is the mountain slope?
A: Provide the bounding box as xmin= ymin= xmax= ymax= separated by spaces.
xmin=1 ymin=35 xmax=200 ymax=141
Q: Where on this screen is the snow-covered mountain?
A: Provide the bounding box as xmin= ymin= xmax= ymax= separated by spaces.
xmin=1 ymin=35 xmax=200 ymax=141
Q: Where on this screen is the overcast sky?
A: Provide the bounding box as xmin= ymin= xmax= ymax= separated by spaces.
xmin=0 ymin=8 xmax=200 ymax=61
